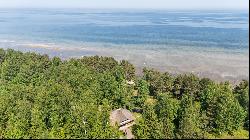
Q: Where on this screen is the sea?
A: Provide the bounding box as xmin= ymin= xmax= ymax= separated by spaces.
xmin=0 ymin=8 xmax=249 ymax=82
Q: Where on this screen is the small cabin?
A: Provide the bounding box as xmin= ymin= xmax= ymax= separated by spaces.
xmin=110 ymin=108 xmax=135 ymax=128
xmin=110 ymin=108 xmax=135 ymax=139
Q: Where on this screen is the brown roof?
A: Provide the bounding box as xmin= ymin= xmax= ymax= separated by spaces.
xmin=110 ymin=108 xmax=135 ymax=126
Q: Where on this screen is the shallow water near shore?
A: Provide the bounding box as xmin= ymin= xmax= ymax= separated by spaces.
xmin=0 ymin=8 xmax=249 ymax=83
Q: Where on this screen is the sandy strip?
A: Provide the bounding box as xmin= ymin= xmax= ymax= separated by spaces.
xmin=1 ymin=41 xmax=249 ymax=84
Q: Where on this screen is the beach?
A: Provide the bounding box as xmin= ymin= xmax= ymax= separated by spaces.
xmin=1 ymin=40 xmax=248 ymax=84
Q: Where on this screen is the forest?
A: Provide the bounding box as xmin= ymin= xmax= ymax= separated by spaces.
xmin=0 ymin=48 xmax=249 ymax=139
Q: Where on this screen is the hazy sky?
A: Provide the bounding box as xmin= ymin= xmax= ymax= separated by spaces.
xmin=0 ymin=0 xmax=248 ymax=9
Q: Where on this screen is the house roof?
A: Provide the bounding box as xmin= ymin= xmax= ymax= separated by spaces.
xmin=126 ymin=80 xmax=135 ymax=85
xmin=110 ymin=108 xmax=135 ymax=126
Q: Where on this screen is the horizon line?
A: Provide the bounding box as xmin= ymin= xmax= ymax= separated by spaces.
xmin=0 ymin=7 xmax=249 ymax=11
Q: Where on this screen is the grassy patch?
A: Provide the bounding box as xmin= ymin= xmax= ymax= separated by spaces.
xmin=145 ymin=96 xmax=157 ymax=105
xmin=206 ymin=129 xmax=249 ymax=139
xmin=132 ymin=112 xmax=142 ymax=120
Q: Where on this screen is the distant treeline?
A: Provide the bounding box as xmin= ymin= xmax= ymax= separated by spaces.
xmin=0 ymin=48 xmax=249 ymax=139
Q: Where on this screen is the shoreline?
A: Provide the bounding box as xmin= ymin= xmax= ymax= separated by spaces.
xmin=0 ymin=42 xmax=249 ymax=84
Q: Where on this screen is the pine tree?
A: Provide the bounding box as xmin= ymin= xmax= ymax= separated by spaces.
xmin=177 ymin=95 xmax=202 ymax=139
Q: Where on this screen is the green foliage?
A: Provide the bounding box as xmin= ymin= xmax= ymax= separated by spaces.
xmin=132 ymin=104 xmax=164 ymax=139
xmin=120 ymin=60 xmax=135 ymax=81
xmin=211 ymin=129 xmax=249 ymax=139
xmin=0 ymin=49 xmax=126 ymax=139
xmin=177 ymin=95 xmax=203 ymax=139
xmin=230 ymin=129 xmax=249 ymax=139
xmin=155 ymin=93 xmax=180 ymax=139
xmin=132 ymin=79 xmax=149 ymax=108
xmin=0 ymin=49 xmax=248 ymax=139
xmin=0 ymin=48 xmax=5 ymax=64
xmin=234 ymin=80 xmax=249 ymax=130
xmin=143 ymin=68 xmax=173 ymax=96
xmin=234 ymin=80 xmax=249 ymax=110
xmin=173 ymin=73 xmax=201 ymax=100
xmin=201 ymin=82 xmax=247 ymax=134
xmin=79 ymin=55 xmax=118 ymax=73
